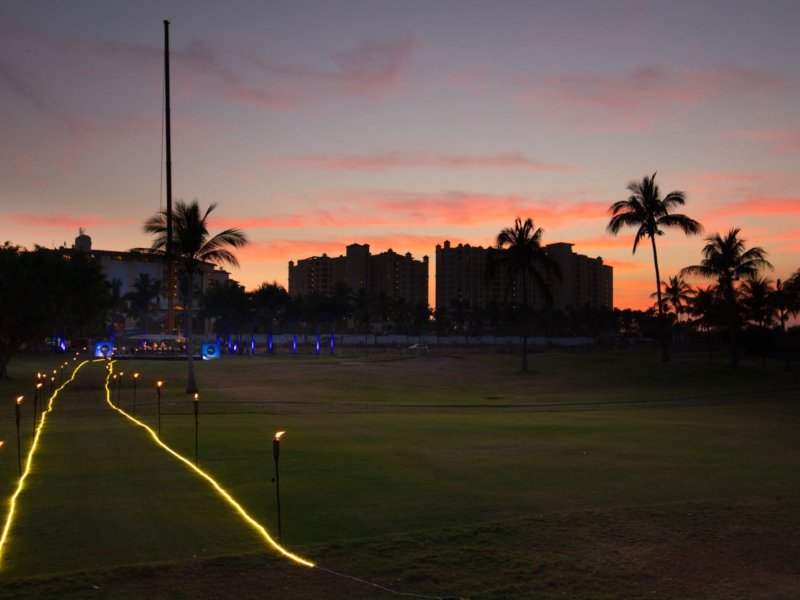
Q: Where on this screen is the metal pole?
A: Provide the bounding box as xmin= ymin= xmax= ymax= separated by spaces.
xmin=164 ymin=19 xmax=175 ymax=333
xmin=133 ymin=374 xmax=138 ymax=416
xmin=32 ymin=384 xmax=39 ymax=439
xmin=156 ymin=381 xmax=163 ymax=437
xmin=193 ymin=393 xmax=199 ymax=466
xmin=272 ymin=432 xmax=285 ymax=540
xmin=15 ymin=397 xmax=22 ymax=476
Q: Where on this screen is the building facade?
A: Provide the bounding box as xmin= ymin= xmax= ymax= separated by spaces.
xmin=69 ymin=231 xmax=229 ymax=333
xmin=288 ymin=244 xmax=429 ymax=306
xmin=435 ymin=240 xmax=612 ymax=312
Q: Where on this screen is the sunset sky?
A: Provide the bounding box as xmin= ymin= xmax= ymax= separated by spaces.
xmin=2 ymin=1 xmax=798 ymax=309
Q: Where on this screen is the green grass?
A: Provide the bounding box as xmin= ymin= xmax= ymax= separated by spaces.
xmin=1 ymin=349 xmax=799 ymax=598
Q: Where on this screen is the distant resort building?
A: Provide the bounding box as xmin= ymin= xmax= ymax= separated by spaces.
xmin=288 ymin=243 xmax=429 ymax=306
xmin=66 ymin=230 xmax=229 ymax=333
xmin=435 ymin=240 xmax=612 ymax=313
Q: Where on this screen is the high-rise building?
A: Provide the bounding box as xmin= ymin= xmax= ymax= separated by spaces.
xmin=435 ymin=240 xmax=612 ymax=312
xmin=288 ymin=244 xmax=429 ymax=306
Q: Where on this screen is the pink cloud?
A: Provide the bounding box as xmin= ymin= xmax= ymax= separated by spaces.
xmin=505 ymin=64 xmax=787 ymax=131
xmin=732 ymin=129 xmax=800 ymax=154
xmin=270 ymin=151 xmax=575 ymax=172
xmin=7 ymin=213 xmax=134 ymax=229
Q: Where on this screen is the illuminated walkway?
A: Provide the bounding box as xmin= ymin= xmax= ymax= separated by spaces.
xmin=2 ymin=362 xmax=269 ymax=576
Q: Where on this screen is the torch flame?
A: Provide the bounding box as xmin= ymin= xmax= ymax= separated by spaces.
xmin=157 ymin=381 xmax=163 ymax=388
xmin=16 ymin=396 xmax=23 ymax=405
xmin=274 ymin=431 xmax=286 ymax=441
xmin=193 ymin=393 xmax=199 ymax=401
xmin=0 ymin=441 xmax=4 ymax=448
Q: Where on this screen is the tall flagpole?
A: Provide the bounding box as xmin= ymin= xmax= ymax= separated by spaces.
xmin=164 ymin=19 xmax=175 ymax=333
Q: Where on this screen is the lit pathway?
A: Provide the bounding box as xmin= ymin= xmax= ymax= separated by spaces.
xmin=1 ymin=361 xmax=270 ymax=576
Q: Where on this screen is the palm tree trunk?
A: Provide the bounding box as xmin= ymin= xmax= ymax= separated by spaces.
xmin=186 ymin=278 xmax=198 ymax=393
xmin=521 ymin=271 xmax=529 ymax=372
xmin=760 ymin=324 xmax=766 ymax=368
xmin=727 ymin=288 xmax=739 ymax=370
xmin=650 ymin=236 xmax=669 ymax=362
xmin=781 ymin=319 xmax=790 ymax=372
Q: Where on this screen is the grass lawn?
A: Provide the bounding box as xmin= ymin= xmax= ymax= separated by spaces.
xmin=1 ymin=349 xmax=799 ymax=599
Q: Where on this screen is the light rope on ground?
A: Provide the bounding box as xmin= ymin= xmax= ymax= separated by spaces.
xmin=103 ymin=361 xmax=460 ymax=599
xmin=0 ymin=360 xmax=90 ymax=568
xmin=103 ymin=361 xmax=314 ymax=567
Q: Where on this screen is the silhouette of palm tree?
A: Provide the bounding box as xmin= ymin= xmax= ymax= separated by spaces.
xmin=681 ymin=228 xmax=772 ymax=369
xmin=144 ymin=201 xmax=247 ymax=392
xmin=689 ymin=285 xmax=720 ymax=362
xmin=608 ymin=173 xmax=703 ymax=362
xmin=650 ymin=275 xmax=694 ymax=348
xmin=492 ymin=217 xmax=560 ymax=372
xmin=124 ymin=273 xmax=161 ymax=334
xmin=775 ymin=274 xmax=800 ymax=371
xmin=741 ymin=277 xmax=776 ymax=368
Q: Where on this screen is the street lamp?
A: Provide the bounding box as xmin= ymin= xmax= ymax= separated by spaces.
xmin=15 ymin=396 xmax=23 ymax=476
xmin=272 ymin=430 xmax=286 ymax=540
xmin=193 ymin=393 xmax=199 ymax=466
xmin=156 ymin=381 xmax=163 ymax=436
xmin=132 ymin=373 xmax=139 ymax=416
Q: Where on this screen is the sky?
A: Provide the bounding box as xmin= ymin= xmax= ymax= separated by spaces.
xmin=1 ymin=0 xmax=798 ymax=309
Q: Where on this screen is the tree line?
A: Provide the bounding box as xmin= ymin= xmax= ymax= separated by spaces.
xmin=3 ymin=176 xmax=799 ymax=381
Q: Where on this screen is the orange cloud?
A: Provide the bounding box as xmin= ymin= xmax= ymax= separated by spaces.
xmin=210 ymin=191 xmax=608 ymax=232
xmin=238 ymin=234 xmax=458 ymax=263
xmin=703 ymin=196 xmax=800 ymax=219
xmin=270 ymin=151 xmax=576 ymax=172
xmin=565 ymin=235 xmax=642 ymax=250
xmin=603 ymin=259 xmax=646 ymax=272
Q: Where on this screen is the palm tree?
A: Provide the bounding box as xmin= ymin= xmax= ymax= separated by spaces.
xmin=650 ymin=275 xmax=694 ymax=348
xmin=123 ymin=273 xmax=161 ymax=334
xmin=775 ymin=273 xmax=800 ymax=371
xmin=688 ymin=285 xmax=719 ymax=362
xmin=144 ymin=200 xmax=247 ymax=392
xmin=492 ymin=217 xmax=560 ymax=372
xmin=607 ymin=173 xmax=703 ymax=362
xmin=741 ymin=277 xmax=776 ymax=367
xmin=681 ymin=229 xmax=772 ymax=369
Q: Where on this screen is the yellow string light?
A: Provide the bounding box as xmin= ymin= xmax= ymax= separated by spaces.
xmin=104 ymin=361 xmax=314 ymax=568
xmin=0 ymin=361 xmax=90 ymax=568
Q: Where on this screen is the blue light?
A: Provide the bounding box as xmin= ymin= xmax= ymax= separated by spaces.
xmin=202 ymin=342 xmax=220 ymax=360
xmin=315 ymin=334 xmax=320 ymax=355
xmin=292 ymin=335 xmax=297 ymax=354
xmin=94 ymin=341 xmax=114 ymax=358
xmin=250 ymin=335 xmax=255 ymax=354
xmin=268 ymin=333 xmax=274 ymax=354
xmin=59 ymin=338 xmax=67 ymax=352
xmin=329 ymin=335 xmax=334 ymax=355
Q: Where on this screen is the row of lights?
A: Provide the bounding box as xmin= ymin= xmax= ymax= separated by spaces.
xmin=102 ymin=362 xmax=289 ymax=539
xmin=3 ymin=358 xmax=292 ymax=563
xmin=6 ymin=353 xmax=83 ymax=476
